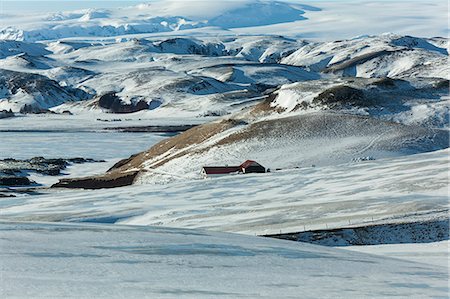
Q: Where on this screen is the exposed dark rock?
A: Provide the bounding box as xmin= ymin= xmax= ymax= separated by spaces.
xmin=19 ymin=104 xmax=54 ymax=114
xmin=199 ymin=110 xmax=229 ymax=117
xmin=98 ymin=92 xmax=149 ymax=113
xmin=104 ymin=124 xmax=197 ymax=133
xmin=263 ymin=218 xmax=449 ymax=246
xmin=312 ymin=85 xmax=367 ymax=107
xmin=0 ymin=157 xmax=104 ymax=186
xmin=0 ymin=193 xmax=16 ymax=198
xmin=0 ymin=109 xmax=15 ymax=119
xmin=108 ymin=154 xmax=139 ymax=172
xmin=0 ymin=176 xmax=34 ymax=186
xmin=371 ymin=78 xmax=400 ymax=88
xmin=433 ymin=79 xmax=449 ymax=89
xmin=52 ymin=171 xmax=138 ymax=189
xmin=0 ymin=69 xmax=91 ymax=113
xmin=98 ymin=92 xmax=119 ymax=109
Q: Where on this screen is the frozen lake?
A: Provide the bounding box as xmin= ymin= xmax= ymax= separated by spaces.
xmin=0 ymin=130 xmax=169 ymax=186
xmin=0 ymin=131 xmax=168 ymax=160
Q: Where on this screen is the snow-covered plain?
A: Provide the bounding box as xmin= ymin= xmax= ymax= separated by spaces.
xmin=0 ymin=130 xmax=167 ymax=160
xmin=0 ymin=221 xmax=448 ymax=299
xmin=0 ymin=129 xmax=169 ymax=186
xmin=2 ymin=149 xmax=447 ymax=236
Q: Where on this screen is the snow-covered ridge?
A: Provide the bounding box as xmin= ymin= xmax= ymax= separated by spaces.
xmin=0 ymin=34 xmax=447 ymax=114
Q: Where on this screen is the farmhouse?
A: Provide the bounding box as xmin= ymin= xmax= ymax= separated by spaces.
xmin=202 ymin=160 xmax=266 ymax=177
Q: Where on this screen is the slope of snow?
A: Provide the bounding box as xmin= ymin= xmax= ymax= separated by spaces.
xmin=0 ymin=69 xmax=90 ymax=112
xmin=345 ymin=240 xmax=449 ymax=268
xmin=0 ymin=40 xmax=51 ymax=59
xmin=131 ymin=113 xmax=447 ymax=187
xmin=281 ymin=34 xmax=448 ymax=79
xmin=0 ymin=221 xmax=447 ymax=299
xmin=269 ymin=77 xmax=449 ymax=128
xmin=2 ymin=149 xmax=448 ymax=236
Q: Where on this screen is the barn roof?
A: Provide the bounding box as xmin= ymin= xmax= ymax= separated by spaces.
xmin=202 ymin=166 xmax=240 ymax=175
xmin=239 ymin=160 xmax=263 ymax=169
xmin=202 ymin=160 xmax=265 ymax=175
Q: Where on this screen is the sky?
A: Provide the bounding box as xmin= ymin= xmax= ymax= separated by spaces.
xmin=0 ymin=1 xmax=143 ymax=13
xmin=1 ymin=0 xmax=436 ymax=14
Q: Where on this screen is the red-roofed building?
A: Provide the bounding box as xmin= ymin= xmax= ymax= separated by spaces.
xmin=239 ymin=160 xmax=266 ymax=174
xmin=202 ymin=160 xmax=266 ymax=177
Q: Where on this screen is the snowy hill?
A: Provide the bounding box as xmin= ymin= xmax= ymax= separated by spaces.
xmin=281 ymin=35 xmax=449 ymax=79
xmin=0 ymin=1 xmax=447 ymax=114
xmin=0 ymin=69 xmax=90 ymax=112
xmin=47 ymin=74 xmax=448 ymax=188
xmin=0 ymin=34 xmax=446 ymax=114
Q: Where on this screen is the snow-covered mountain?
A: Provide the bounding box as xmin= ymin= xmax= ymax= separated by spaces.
xmin=0 ymin=34 xmax=447 ymax=114
xmin=1 ymin=0 xmax=447 ymax=42
xmin=0 ymin=1 xmax=447 ymax=114
xmin=0 ymin=1 xmax=312 ymax=42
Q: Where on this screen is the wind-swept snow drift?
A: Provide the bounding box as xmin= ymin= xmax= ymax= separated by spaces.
xmin=0 ymin=221 xmax=447 ymax=298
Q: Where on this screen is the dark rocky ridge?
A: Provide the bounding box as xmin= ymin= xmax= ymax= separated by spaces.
xmin=264 ymin=218 xmax=449 ymax=246
xmin=0 ymin=157 xmax=104 ymax=187
xmin=97 ymin=92 xmax=149 ymax=113
xmin=0 ymin=176 xmax=34 ymax=186
xmin=51 ymin=171 xmax=138 ymax=189
xmin=0 ymin=109 xmax=15 ymax=119
xmin=311 ymin=85 xmax=367 ymax=108
xmin=104 ymin=124 xmax=197 ymax=133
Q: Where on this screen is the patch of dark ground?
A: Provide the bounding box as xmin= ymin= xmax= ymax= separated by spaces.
xmin=0 ymin=187 xmax=45 ymax=197
xmin=0 ymin=157 xmax=105 ymax=187
xmin=0 ymin=109 xmax=15 ymax=119
xmin=104 ymin=124 xmax=197 ymax=133
xmin=263 ymin=218 xmax=449 ymax=246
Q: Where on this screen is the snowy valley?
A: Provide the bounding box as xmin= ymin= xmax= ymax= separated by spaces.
xmin=0 ymin=0 xmax=449 ymax=298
